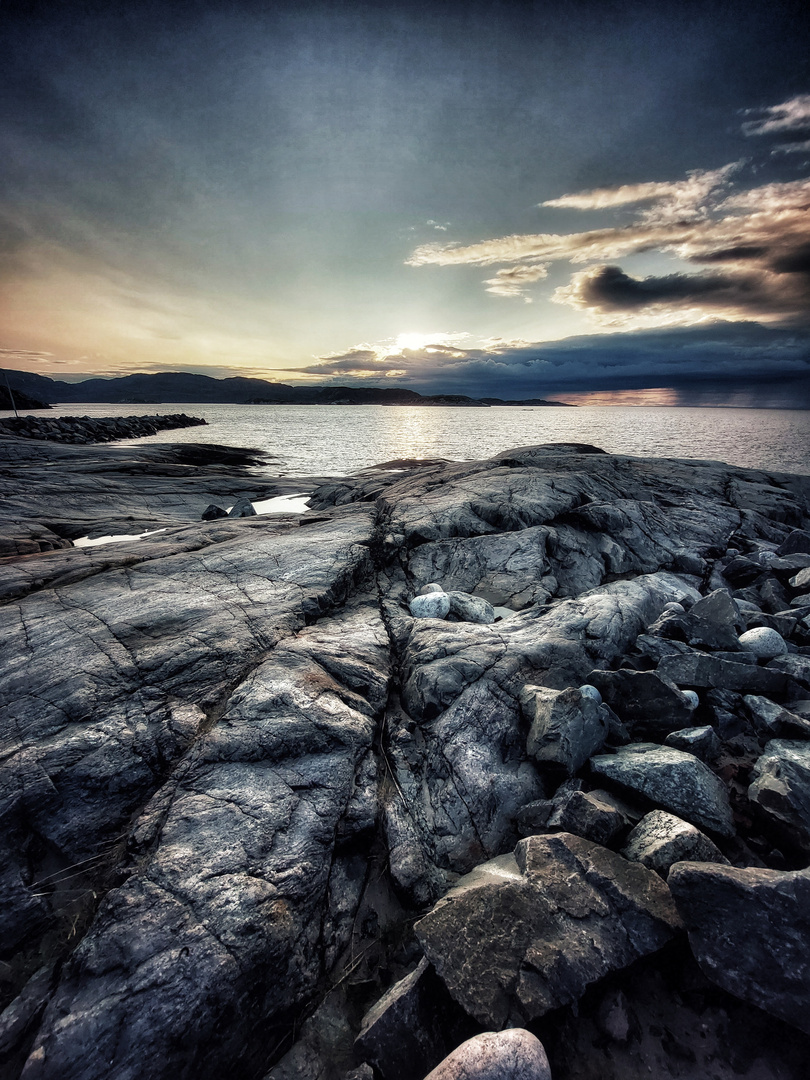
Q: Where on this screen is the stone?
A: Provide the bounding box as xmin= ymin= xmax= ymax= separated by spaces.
xmin=669 ymin=861 xmax=810 ymax=1034
xmin=546 ymin=787 xmax=641 ymax=846
xmin=657 ymin=652 xmax=803 ymax=699
xmin=445 ymin=591 xmax=496 ymax=624
xmin=743 ymin=695 xmax=810 ymax=739
xmin=771 ymin=553 xmax=810 ymax=574
xmin=738 ymin=626 xmax=788 ymax=658
xmin=579 ymin=683 xmax=602 ymax=703
xmin=423 ymin=1030 xmax=551 ymax=1080
xmin=621 ymin=810 xmax=729 ymax=875
xmin=417 ymin=582 xmax=445 ymax=595
xmin=523 ymin=685 xmax=611 ymax=775
xmin=721 ymin=556 xmax=763 ymax=588
xmin=776 ymin=529 xmax=810 ymax=556
xmin=355 ymin=958 xmax=475 ymax=1080
xmin=790 ymin=592 xmax=810 ymax=607
xmin=766 ymin=653 xmax=810 ymax=691
xmin=409 ymin=592 xmax=451 ymax=619
xmin=414 ymin=832 xmax=681 ymax=1027
xmin=584 ymin=669 xmax=694 ymax=737
xmin=682 ymin=588 xmax=743 ymax=650
xmin=790 ymin=567 xmax=810 ymax=590
xmin=227 ymin=496 xmax=257 ymax=517
xmin=664 ymin=725 xmax=721 ymax=763
xmin=200 ymin=503 xmax=228 ymax=520
xmin=681 ymin=689 xmax=699 ymax=709
xmin=748 ymin=739 xmax=810 ymax=852
xmin=589 ymin=744 xmax=735 ymax=836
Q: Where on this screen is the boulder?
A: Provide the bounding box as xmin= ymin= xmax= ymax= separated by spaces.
xmin=790 ymin=567 xmax=810 ymax=590
xmin=446 ymin=591 xmax=496 ymax=624
xmin=664 ymin=725 xmax=721 ymax=763
xmin=200 ymin=503 xmax=228 ymax=521
xmin=669 ymin=861 xmax=810 ymax=1034
xmin=523 ymin=685 xmax=611 ymax=775
xmin=621 ymin=810 xmax=729 ymax=875
xmin=414 ymin=832 xmax=681 ymax=1027
xmin=738 ymin=626 xmax=788 ymax=659
xmin=743 ymin=695 xmax=810 ymax=739
xmin=583 ymin=669 xmax=694 ymax=737
xmin=657 ymin=652 xmax=803 ymax=699
xmin=776 ymin=529 xmax=810 ymax=556
xmin=748 ymin=739 xmax=810 ymax=851
xmin=682 ymin=589 xmax=743 ymax=650
xmin=766 ymin=653 xmax=810 ymax=691
xmin=589 ymin=744 xmax=735 ymax=837
xmin=409 ymin=592 xmax=451 ymax=619
xmin=423 ymin=1030 xmax=551 ymax=1080
xmin=545 ymin=787 xmax=641 ymax=846
xmin=227 ymin=496 xmax=257 ymax=517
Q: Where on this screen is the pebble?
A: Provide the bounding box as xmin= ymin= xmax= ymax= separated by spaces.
xmin=738 ymin=627 xmax=788 ymax=659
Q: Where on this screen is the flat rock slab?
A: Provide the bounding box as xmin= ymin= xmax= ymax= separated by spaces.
xmin=669 ymin=861 xmax=810 ymax=1034
xmin=424 ymin=1030 xmax=551 ymax=1080
xmin=657 ymin=653 xmax=803 ymax=700
xmin=590 ymin=744 xmax=735 ymax=837
xmin=414 ymin=832 xmax=681 ymax=1028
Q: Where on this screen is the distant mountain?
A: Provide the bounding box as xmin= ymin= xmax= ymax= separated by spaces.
xmin=1 ymin=369 xmax=574 ymax=407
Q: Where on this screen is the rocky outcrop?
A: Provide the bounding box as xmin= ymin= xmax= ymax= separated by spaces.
xmin=0 ymin=413 xmax=207 ymax=444
xmin=1 ymin=437 xmax=810 ymax=1080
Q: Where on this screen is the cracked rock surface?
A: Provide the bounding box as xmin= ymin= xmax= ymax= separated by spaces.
xmin=2 ymin=433 xmax=810 ymax=1080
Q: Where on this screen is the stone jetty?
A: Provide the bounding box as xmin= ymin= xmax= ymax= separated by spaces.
xmin=1 ymin=431 xmax=809 ymax=1080
xmin=0 ymin=412 xmax=207 ymax=444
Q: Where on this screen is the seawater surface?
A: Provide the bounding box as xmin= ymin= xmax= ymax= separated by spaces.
xmin=4 ymin=403 xmax=809 ymax=477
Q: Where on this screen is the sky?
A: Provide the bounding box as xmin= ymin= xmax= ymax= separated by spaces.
xmin=1 ymin=0 xmax=809 ymax=404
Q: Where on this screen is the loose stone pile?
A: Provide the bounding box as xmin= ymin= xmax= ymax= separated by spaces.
xmin=0 ymin=412 xmax=206 ymax=443
xmin=1 ymin=440 xmax=809 ymax=1080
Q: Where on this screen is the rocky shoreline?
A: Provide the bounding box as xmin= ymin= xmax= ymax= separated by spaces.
xmin=0 ymin=412 xmax=207 ymax=444
xmin=0 ymin=432 xmax=809 ymax=1080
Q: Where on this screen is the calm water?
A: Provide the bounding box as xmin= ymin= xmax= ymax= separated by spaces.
xmin=3 ymin=403 xmax=809 ymax=477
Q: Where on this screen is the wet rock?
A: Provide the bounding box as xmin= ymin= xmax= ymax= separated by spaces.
xmin=664 ymin=725 xmax=721 ymax=763
xmin=738 ymin=626 xmax=788 ymax=658
xmin=621 ymin=810 xmax=729 ymax=875
xmin=589 ymin=744 xmax=735 ymax=837
xmin=583 ymin=669 xmax=694 ymax=737
xmin=446 ymin=591 xmax=496 ymax=624
xmin=748 ymin=739 xmax=810 ymax=852
xmin=227 ymin=496 xmax=257 ymax=517
xmin=423 ymin=1029 xmax=551 ymax=1080
xmin=669 ymin=861 xmax=810 ymax=1034
xmin=414 ymin=832 xmax=681 ymax=1027
xmin=523 ymin=685 xmax=611 ymax=775
xmin=409 ymin=592 xmax=451 ymax=619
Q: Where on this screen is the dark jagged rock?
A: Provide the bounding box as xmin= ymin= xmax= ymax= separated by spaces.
xmin=748 ymin=740 xmax=810 ymax=852
xmin=0 ymin=413 xmax=207 ymax=444
xmin=584 ymin=669 xmax=694 ymax=737
xmin=669 ymin=861 xmax=810 ymax=1034
xmin=414 ymin=833 xmax=681 ymax=1027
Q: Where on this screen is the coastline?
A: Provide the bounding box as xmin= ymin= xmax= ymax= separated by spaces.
xmin=1 ymin=432 xmax=809 ymax=1080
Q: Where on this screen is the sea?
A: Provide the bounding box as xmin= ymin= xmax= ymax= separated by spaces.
xmin=3 ymin=403 xmax=809 ymax=477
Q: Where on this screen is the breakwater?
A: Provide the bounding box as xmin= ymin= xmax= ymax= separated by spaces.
xmin=0 ymin=412 xmax=206 ymax=444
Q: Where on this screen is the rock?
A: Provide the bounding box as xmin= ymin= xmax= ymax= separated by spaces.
xmin=589 ymin=744 xmax=735 ymax=836
xmin=680 ymin=689 xmax=699 ymax=709
xmin=790 ymin=592 xmax=810 ymax=607
xmin=578 ymin=683 xmax=602 ymax=703
xmin=583 ymin=669 xmax=694 ymax=737
xmin=523 ymin=685 xmax=611 ymax=775
xmin=682 ymin=589 xmax=743 ymax=650
xmin=743 ymin=695 xmax=810 ymax=739
xmin=227 ymin=496 xmax=257 ymax=517
xmin=621 ymin=810 xmax=729 ymax=875
xmin=748 ymin=740 xmax=810 ymax=852
xmin=766 ymin=653 xmax=810 ymax=691
xmin=771 ymin=553 xmax=810 ymax=574
xmin=664 ymin=725 xmax=721 ymax=763
xmin=721 ymin=556 xmax=763 ymax=588
xmin=417 ymin=582 xmax=445 ymax=595
xmin=409 ymin=592 xmax=451 ymax=619
xmin=738 ymin=626 xmax=788 ymax=658
xmin=757 ymin=575 xmax=790 ymax=614
xmin=200 ymin=503 xmax=228 ymax=521
xmin=445 ymin=591 xmax=496 ymax=624
xmin=776 ymin=529 xmax=810 ymax=556
xmin=790 ymin=567 xmax=810 ymax=590
xmin=414 ymin=832 xmax=681 ymax=1027
xmin=668 ymin=861 xmax=810 ymax=1034
xmin=657 ymin=652 xmax=803 ymax=699
xmin=355 ymin=958 xmax=475 ymax=1080
xmin=423 ymin=1030 xmax=551 ymax=1080
xmin=546 ymin=787 xmax=641 ymax=846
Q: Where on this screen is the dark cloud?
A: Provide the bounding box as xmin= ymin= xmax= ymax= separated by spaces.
xmin=568 ymin=265 xmax=745 ymax=307
xmin=691 ymin=246 xmax=768 ymax=262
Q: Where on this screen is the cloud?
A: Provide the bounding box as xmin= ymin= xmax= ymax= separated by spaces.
xmin=483 ymin=261 xmax=548 ymax=299
xmin=742 ymin=95 xmax=810 ymax=153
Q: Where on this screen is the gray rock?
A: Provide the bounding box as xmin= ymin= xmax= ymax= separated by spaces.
xmin=227 ymin=496 xmax=257 ymax=517
xmin=776 ymin=529 xmax=810 ymax=556
xmin=589 ymin=744 xmax=735 ymax=837
xmin=584 ymin=669 xmax=695 ymax=737
xmin=445 ymin=590 xmax=496 ymax=624
xmin=790 ymin=567 xmax=810 ymax=590
xmin=680 ymin=689 xmax=699 ymax=709
xmin=423 ymin=1030 xmax=551 ymax=1080
xmin=743 ymin=695 xmax=810 ymax=739
xmin=524 ymin=685 xmax=611 ymax=775
xmin=669 ymin=861 xmax=810 ymax=1034
xmin=414 ymin=832 xmax=681 ymax=1027
xmin=418 ymin=582 xmax=445 ymax=594
xmin=657 ymin=652 xmax=803 ymax=699
xmin=578 ymin=683 xmax=602 ymax=703
xmin=664 ymin=725 xmax=721 ymax=763
xmin=409 ymin=592 xmax=451 ymax=619
xmin=683 ymin=589 xmax=743 ymax=650
xmin=738 ymin=626 xmax=788 ymax=658
xmin=748 ymin=739 xmax=810 ymax=851
xmin=766 ymin=653 xmax=810 ymax=691
xmin=790 ymin=592 xmax=810 ymax=607
xmin=621 ymin=810 xmax=729 ymax=875
xmin=200 ymin=503 xmax=228 ymax=520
